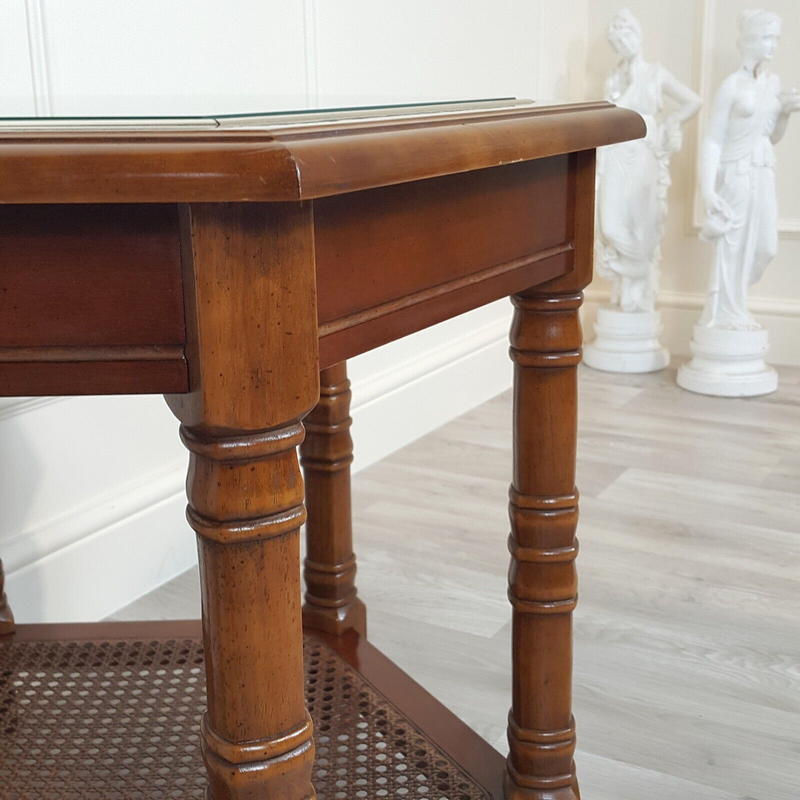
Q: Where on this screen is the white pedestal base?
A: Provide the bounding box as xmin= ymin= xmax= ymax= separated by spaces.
xmin=676 ymin=325 xmax=778 ymax=397
xmin=583 ymin=307 xmax=670 ymax=373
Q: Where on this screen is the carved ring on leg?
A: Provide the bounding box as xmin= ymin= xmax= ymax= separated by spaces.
xmin=182 ymin=422 xmax=317 ymax=800
xmin=302 ymin=363 xmax=367 ymax=637
xmin=202 ymin=712 xmax=315 ymax=800
xmin=505 ymin=290 xmax=583 ymax=800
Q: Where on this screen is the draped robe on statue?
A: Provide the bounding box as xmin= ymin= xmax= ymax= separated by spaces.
xmin=700 ymin=71 xmax=781 ymax=330
xmin=596 ymin=62 xmax=672 ymax=312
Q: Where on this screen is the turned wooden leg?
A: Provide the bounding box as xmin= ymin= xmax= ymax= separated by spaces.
xmin=301 ymin=361 xmax=366 ymax=637
xmin=167 ymin=202 xmax=319 ymax=800
xmin=505 ymin=288 xmax=584 ymax=800
xmin=0 ymin=559 xmax=14 ymax=636
xmin=182 ymin=423 xmax=314 ymax=800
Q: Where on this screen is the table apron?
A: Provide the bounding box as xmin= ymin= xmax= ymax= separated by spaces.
xmin=0 ymin=153 xmax=589 ymax=396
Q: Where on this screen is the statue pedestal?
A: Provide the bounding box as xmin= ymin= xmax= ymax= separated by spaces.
xmin=583 ymin=306 xmax=670 ymax=373
xmin=677 ymin=325 xmax=778 ymax=397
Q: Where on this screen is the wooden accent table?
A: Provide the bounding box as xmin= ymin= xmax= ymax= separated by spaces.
xmin=0 ymin=101 xmax=643 ymax=799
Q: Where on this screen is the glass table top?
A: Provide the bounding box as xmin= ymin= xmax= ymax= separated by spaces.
xmin=0 ymin=97 xmax=533 ymax=132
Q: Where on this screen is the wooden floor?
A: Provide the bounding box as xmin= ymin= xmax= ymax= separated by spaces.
xmin=112 ymin=362 xmax=800 ymax=800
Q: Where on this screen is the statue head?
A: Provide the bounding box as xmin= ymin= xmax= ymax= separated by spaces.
xmin=608 ymin=9 xmax=643 ymax=59
xmin=738 ymin=9 xmax=782 ymax=65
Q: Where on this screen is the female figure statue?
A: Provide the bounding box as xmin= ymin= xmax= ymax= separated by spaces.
xmin=678 ymin=10 xmax=800 ymax=396
xmin=585 ymin=9 xmax=701 ymax=373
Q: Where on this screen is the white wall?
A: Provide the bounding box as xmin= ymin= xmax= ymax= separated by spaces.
xmin=583 ymin=0 xmax=800 ymax=365
xmin=0 ymin=0 xmax=590 ymax=623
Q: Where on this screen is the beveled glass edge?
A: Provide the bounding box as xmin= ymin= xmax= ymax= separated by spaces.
xmin=0 ymin=98 xmax=533 ymax=133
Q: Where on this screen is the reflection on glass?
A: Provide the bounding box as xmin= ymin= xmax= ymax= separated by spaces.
xmin=0 ymin=97 xmax=529 ymax=132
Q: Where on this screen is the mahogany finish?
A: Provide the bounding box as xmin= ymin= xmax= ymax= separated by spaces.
xmin=301 ymin=362 xmax=367 ymax=636
xmin=315 ymin=157 xmax=572 ymax=367
xmin=505 ymin=151 xmax=595 ymax=800
xmin=165 ymin=202 xmax=319 ymax=800
xmin=0 ymin=102 xmax=642 ymax=203
xmin=0 ymin=559 xmax=13 ymax=636
xmin=0 ymin=204 xmax=184 ymax=347
xmin=0 ymin=358 xmax=187 ymax=397
xmin=0 ymin=102 xmax=644 ymax=799
xmin=315 ymin=158 xmax=568 ymax=323
xmin=0 ymin=204 xmax=187 ymax=396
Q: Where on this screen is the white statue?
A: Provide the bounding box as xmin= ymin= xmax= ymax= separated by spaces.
xmin=678 ymin=9 xmax=800 ymax=396
xmin=584 ymin=9 xmax=701 ymax=373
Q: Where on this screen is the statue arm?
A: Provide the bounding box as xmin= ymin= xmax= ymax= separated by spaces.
xmin=660 ymin=68 xmax=702 ymax=124
xmin=772 ymin=77 xmax=800 ymax=145
xmin=771 ymin=114 xmax=789 ymax=145
xmin=699 ymin=79 xmax=735 ymax=208
xmin=655 ymin=67 xmax=702 ymax=154
xmin=604 ymin=69 xmax=622 ymax=102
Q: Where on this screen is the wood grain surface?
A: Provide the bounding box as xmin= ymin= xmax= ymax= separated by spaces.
xmin=315 ymin=157 xmax=573 ymax=366
xmin=0 ymin=204 xmax=184 ymax=347
xmin=301 ymin=362 xmax=367 ymax=636
xmin=0 ymin=203 xmax=188 ymax=395
xmin=506 ymin=286 xmax=584 ymax=800
xmin=0 ymin=102 xmax=643 ymax=203
xmin=165 ymin=202 xmax=320 ymax=800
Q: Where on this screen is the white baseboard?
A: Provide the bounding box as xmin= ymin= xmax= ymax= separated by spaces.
xmin=583 ymin=288 xmax=800 ymax=366
xmin=349 ymin=302 xmax=513 ymax=472
xmin=4 ymin=303 xmax=514 ymax=623
xmin=6 ymin=467 xmax=193 ymax=624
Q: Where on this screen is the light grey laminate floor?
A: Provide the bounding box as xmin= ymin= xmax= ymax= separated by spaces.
xmin=111 ymin=363 xmax=800 ymax=800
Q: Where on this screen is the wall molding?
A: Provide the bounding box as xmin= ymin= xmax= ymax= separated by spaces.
xmin=302 ymin=0 xmax=319 ymax=108
xmin=351 ymin=312 xmax=509 ymax=414
xmin=584 ymin=287 xmax=800 ymax=365
xmin=350 ymin=306 xmax=512 ymax=472
xmin=23 ymin=0 xmax=53 ymax=116
xmin=535 ymin=1 xmax=551 ymax=103
xmin=585 ymin=287 xmax=800 ymax=318
xmin=5 ymin=463 xmax=191 ymax=624
xmin=3 ymin=462 xmax=186 ymax=578
xmin=688 ymin=0 xmax=800 ymax=239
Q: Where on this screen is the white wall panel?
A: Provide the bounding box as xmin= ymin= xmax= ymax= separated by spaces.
xmin=0 ymin=1 xmax=37 ymax=114
xmin=39 ymin=0 xmax=309 ymax=115
xmin=313 ymin=0 xmax=543 ymax=103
